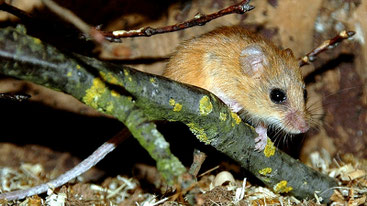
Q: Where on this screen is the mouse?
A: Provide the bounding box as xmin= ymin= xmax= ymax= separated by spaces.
xmin=163 ymin=26 xmax=311 ymax=151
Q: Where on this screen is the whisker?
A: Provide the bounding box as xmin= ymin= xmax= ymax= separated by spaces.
xmin=283 ymin=133 xmax=288 ymax=148
xmin=287 ymin=134 xmax=294 ymax=148
xmin=273 ymin=129 xmax=284 ymax=148
xmin=320 ymin=85 xmax=362 ymax=100
xmin=306 ymin=100 xmax=322 ymax=112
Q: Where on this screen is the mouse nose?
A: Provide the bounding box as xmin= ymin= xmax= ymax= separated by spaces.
xmin=285 ymin=110 xmax=310 ymax=133
xmin=298 ymin=121 xmax=310 ymax=133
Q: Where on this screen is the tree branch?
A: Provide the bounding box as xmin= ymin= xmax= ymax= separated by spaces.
xmin=0 ymin=93 xmax=30 ymax=102
xmin=0 ymin=2 xmax=32 ymax=20
xmin=0 ymin=26 xmax=337 ymax=203
xmin=0 ymin=25 xmax=187 ymax=200
xmin=41 ymin=0 xmax=106 ymax=45
xmin=98 ymin=0 xmax=254 ymax=42
xmin=299 ymin=30 xmax=355 ymax=67
xmin=0 ymin=0 xmax=254 ymax=43
xmin=0 ymin=129 xmax=129 ymax=200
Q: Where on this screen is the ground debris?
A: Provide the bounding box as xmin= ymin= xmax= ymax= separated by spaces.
xmin=1 ymin=147 xmax=367 ymax=205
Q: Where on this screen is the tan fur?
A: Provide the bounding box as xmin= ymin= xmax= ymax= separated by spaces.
xmin=163 ymin=26 xmax=310 ymax=134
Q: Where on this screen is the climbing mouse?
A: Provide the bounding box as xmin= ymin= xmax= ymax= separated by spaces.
xmin=163 ymin=26 xmax=310 ymax=151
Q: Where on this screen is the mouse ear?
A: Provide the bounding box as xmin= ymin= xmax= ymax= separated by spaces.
xmin=284 ymin=48 xmax=294 ymax=58
xmin=240 ymin=44 xmax=268 ymax=78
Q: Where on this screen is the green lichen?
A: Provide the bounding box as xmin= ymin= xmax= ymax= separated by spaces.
xmin=123 ymin=69 xmax=129 ymax=76
xmin=106 ymin=101 xmax=114 ymax=113
xmin=199 ymin=95 xmax=212 ymax=116
xmin=186 ymin=123 xmax=210 ymax=144
xmin=219 ymin=112 xmax=227 ymax=121
xmin=262 ymin=178 xmax=271 ymax=183
xmin=15 ymin=24 xmax=27 ymax=34
xmin=156 ymin=156 xmax=187 ymax=185
xmin=33 ymin=37 xmax=41 ymax=44
xmin=29 ymin=36 xmax=44 ymax=53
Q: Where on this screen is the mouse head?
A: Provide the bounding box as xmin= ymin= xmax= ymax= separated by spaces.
xmin=238 ymin=44 xmax=310 ymax=134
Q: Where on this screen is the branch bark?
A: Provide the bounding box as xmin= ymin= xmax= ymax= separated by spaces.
xmin=99 ymin=0 xmax=255 ymax=42
xmin=299 ymin=30 xmax=355 ymax=67
xmin=0 ymin=26 xmax=337 ymax=203
xmin=0 ymin=25 xmax=187 ymax=199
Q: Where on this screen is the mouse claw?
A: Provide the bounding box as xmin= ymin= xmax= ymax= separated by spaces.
xmin=254 ymin=124 xmax=268 ymax=151
xmin=254 ymin=134 xmax=267 ymax=151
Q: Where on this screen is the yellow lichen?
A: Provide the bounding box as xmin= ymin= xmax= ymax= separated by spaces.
xmin=83 ymin=78 xmax=106 ymax=109
xmin=76 ymin=65 xmax=81 ymax=70
xmin=124 ymin=69 xmax=129 ymax=76
xmin=210 ymin=94 xmax=217 ymax=102
xmin=111 ymin=90 xmax=120 ymax=97
xmin=169 ymin=99 xmax=182 ymax=112
xmin=173 ymin=103 xmax=182 ymax=112
xmin=231 ymin=112 xmax=241 ymax=124
xmin=33 ymin=37 xmax=41 ymax=44
xmin=150 ymin=78 xmax=156 ymax=83
xmin=219 ymin=112 xmax=227 ymax=121
xmin=262 ymin=178 xmax=271 ymax=183
xmin=274 ymin=180 xmax=293 ymax=193
xmin=259 ymin=167 xmax=272 ymax=175
xmin=231 ymin=112 xmax=241 ymax=126
xmin=128 ymin=77 xmax=132 ymax=82
xmin=186 ymin=123 xmax=210 ymax=144
xmin=167 ymin=119 xmax=176 ymax=122
xmin=199 ymin=96 xmax=213 ymax=116
xmin=12 ymin=32 xmax=18 ymax=40
xmin=67 ymin=71 xmax=72 ymax=77
xmin=106 ymin=102 xmax=114 ymax=113
xmin=264 ymin=138 xmax=276 ymax=157
xmin=100 ymin=71 xmax=121 ymax=86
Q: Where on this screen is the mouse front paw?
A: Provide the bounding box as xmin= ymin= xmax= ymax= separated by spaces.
xmin=254 ymin=124 xmax=268 ymax=151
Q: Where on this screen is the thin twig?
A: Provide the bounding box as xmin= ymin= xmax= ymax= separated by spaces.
xmin=0 ymin=129 xmax=130 ymax=201
xmin=188 ymin=149 xmax=207 ymax=177
xmin=299 ymin=30 xmax=355 ymax=67
xmin=0 ymin=93 xmax=31 ymax=102
xmin=41 ymin=0 xmax=106 ymax=45
xmin=198 ymin=165 xmax=220 ymax=178
xmin=0 ymin=2 xmax=33 ymax=20
xmin=1 ymin=0 xmax=254 ymax=45
xmin=99 ymin=0 xmax=255 ymax=42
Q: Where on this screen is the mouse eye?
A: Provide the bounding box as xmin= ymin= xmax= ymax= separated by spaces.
xmin=303 ymin=89 xmax=308 ymax=101
xmin=270 ymin=88 xmax=287 ymax=104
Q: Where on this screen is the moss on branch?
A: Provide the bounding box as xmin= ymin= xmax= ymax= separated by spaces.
xmin=0 ymin=25 xmax=186 ymax=185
